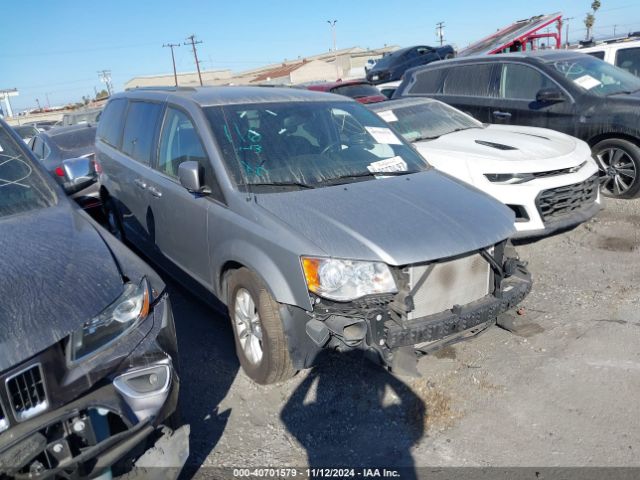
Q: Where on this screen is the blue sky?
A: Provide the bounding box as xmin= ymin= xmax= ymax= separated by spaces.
xmin=2 ymin=0 xmax=639 ymax=111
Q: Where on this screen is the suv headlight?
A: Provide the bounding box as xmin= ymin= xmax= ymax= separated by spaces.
xmin=484 ymin=173 xmax=535 ymax=184
xmin=69 ymin=278 xmax=150 ymax=361
xmin=302 ymin=257 xmax=397 ymax=301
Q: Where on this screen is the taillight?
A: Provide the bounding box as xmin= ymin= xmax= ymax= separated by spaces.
xmin=55 ymin=166 xmax=65 ymax=177
xmin=94 ymin=159 xmax=102 ymax=174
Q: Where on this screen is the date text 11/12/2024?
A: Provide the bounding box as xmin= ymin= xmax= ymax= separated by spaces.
xmin=232 ymin=468 xmax=401 ymax=478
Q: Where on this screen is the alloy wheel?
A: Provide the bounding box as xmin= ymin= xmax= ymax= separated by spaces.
xmin=596 ymin=147 xmax=637 ymax=196
xmin=234 ymin=288 xmax=263 ymax=365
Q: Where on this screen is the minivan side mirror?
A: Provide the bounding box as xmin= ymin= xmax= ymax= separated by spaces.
xmin=61 ymin=157 xmax=97 ymax=194
xmin=536 ymin=88 xmax=565 ymax=104
xmin=178 ymin=161 xmax=207 ymax=193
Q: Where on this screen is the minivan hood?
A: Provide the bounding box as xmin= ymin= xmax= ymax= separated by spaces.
xmin=0 ymin=204 xmax=123 ymax=371
xmin=255 ymin=170 xmax=515 ymax=266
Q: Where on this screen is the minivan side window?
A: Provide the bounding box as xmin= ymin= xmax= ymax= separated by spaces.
xmin=157 ymin=107 xmax=208 ymax=179
xmin=442 ymin=64 xmax=493 ymax=96
xmin=97 ymin=98 xmax=127 ymax=148
xmin=615 ymin=47 xmax=640 ymax=77
xmin=31 ymin=137 xmax=44 ymax=159
xmin=121 ymin=101 xmax=163 ymax=165
xmin=499 ymin=63 xmax=556 ymax=100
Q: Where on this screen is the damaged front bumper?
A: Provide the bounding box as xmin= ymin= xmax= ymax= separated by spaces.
xmin=286 ymin=242 xmax=532 ymax=371
xmin=0 ymin=294 xmax=188 ymax=479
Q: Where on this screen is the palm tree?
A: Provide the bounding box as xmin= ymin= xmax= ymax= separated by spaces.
xmin=585 ymin=0 xmax=602 ymax=40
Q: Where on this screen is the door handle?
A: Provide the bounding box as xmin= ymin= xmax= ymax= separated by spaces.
xmin=133 ymin=179 xmax=147 ymax=189
xmin=492 ymin=111 xmax=512 ymax=119
xmin=148 ymin=186 xmax=163 ymax=198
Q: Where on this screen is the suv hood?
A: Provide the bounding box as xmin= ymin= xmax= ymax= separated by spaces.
xmin=255 ymin=170 xmax=515 ymax=266
xmin=0 ymin=204 xmax=123 ymax=371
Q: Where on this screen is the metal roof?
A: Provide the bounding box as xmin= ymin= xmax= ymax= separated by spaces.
xmin=114 ymin=85 xmax=352 ymax=106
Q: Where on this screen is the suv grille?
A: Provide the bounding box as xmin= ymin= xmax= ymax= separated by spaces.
xmin=6 ymin=364 xmax=48 ymax=421
xmin=536 ymin=174 xmax=599 ymax=223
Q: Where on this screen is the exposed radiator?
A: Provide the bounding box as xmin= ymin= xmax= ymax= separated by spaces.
xmin=407 ymin=251 xmax=491 ymax=320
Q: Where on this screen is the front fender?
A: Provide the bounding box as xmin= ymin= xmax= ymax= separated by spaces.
xmin=212 ymin=238 xmax=313 ymax=311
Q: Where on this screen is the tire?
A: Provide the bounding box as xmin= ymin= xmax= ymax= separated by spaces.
xmin=227 ymin=268 xmax=296 ymax=384
xmin=104 ymin=197 xmax=126 ymax=241
xmin=592 ymin=138 xmax=640 ymax=199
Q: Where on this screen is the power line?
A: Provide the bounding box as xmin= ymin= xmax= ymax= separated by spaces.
xmin=184 ymin=34 xmax=204 ymax=86
xmin=163 ymin=43 xmax=181 ymax=86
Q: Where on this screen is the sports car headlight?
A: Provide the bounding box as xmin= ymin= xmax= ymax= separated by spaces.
xmin=302 ymin=257 xmax=397 ymax=301
xmin=69 ymin=278 xmax=150 ymax=361
xmin=485 ymin=173 xmax=535 ymax=184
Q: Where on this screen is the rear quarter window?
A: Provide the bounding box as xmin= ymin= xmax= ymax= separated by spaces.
xmin=97 ymin=99 xmax=127 ymax=148
xmin=407 ymin=68 xmax=444 ymax=94
xmin=121 ymin=101 xmax=163 ymax=165
xmin=442 ymin=64 xmax=494 ymax=96
xmin=586 ymin=50 xmax=605 ymax=60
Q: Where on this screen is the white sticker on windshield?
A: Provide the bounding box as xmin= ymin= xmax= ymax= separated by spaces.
xmin=365 ymin=126 xmax=402 ymax=145
xmin=367 ymin=156 xmax=408 ymax=173
xmin=377 ymin=110 xmax=398 ymax=123
xmin=574 ymin=74 xmax=602 ymax=90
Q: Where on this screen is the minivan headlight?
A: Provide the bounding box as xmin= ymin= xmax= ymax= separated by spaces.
xmin=69 ymin=278 xmax=150 ymax=361
xmin=302 ymin=257 xmax=397 ymax=301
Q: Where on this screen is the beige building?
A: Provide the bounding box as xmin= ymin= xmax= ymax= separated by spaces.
xmin=124 ymin=45 xmax=399 ymax=89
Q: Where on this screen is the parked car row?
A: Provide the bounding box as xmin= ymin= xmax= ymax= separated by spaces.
xmin=5 ymin=45 xmax=638 ymax=479
xmin=394 ymin=50 xmax=640 ymax=198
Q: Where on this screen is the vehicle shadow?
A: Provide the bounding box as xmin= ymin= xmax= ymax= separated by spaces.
xmin=160 ymin=277 xmax=239 ymax=478
xmin=280 ymin=350 xmax=425 ymax=479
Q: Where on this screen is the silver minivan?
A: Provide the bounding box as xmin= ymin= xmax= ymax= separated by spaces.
xmin=97 ymin=86 xmax=532 ymax=384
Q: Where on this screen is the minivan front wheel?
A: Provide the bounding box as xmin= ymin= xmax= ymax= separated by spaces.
xmin=593 ymin=138 xmax=640 ymax=198
xmin=228 ymin=268 xmax=296 ymax=384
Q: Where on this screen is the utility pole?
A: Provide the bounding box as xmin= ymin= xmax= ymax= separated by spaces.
xmin=563 ymin=17 xmax=575 ymax=47
xmin=35 ymin=98 xmax=41 ymax=111
xmin=97 ymin=70 xmax=113 ymax=96
xmin=45 ymin=92 xmax=50 ymax=108
xmin=613 ymin=24 xmax=618 ymax=36
xmin=163 ymin=43 xmax=181 ymax=86
xmin=184 ymin=35 xmax=203 ymax=86
xmin=327 ymin=20 xmax=338 ymax=79
xmin=436 ymin=21 xmax=445 ymax=46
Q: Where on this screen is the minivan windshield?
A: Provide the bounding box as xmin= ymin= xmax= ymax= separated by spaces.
xmin=550 ymin=55 xmax=640 ymax=96
xmin=0 ymin=124 xmax=56 ymax=218
xmin=205 ymin=101 xmax=430 ymax=190
xmin=372 ymin=100 xmax=484 ymax=142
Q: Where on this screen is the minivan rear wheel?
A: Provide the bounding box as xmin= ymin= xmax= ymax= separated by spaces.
xmin=593 ymin=138 xmax=640 ymax=198
xmin=227 ymin=268 xmax=296 ymax=384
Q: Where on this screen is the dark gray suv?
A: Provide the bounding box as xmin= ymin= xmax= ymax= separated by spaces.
xmin=97 ymin=86 xmax=531 ymax=384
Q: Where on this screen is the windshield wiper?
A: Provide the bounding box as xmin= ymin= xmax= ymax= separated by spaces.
xmin=318 ymin=170 xmax=420 ymax=185
xmin=245 ymin=181 xmax=315 ymax=189
xmin=411 ymin=126 xmax=480 ymax=142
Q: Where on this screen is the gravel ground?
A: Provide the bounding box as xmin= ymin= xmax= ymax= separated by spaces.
xmin=169 ymin=197 xmax=640 ymax=475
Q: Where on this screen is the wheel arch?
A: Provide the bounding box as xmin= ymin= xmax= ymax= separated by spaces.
xmin=588 ymin=132 xmax=640 ymax=149
xmin=215 ymin=244 xmax=311 ymax=311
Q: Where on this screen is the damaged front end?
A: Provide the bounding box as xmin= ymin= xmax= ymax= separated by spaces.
xmin=301 ymin=241 xmax=532 ymax=373
xmin=0 ymin=294 xmax=188 ymax=480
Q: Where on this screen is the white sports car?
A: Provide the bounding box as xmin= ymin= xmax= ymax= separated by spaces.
xmin=368 ymin=97 xmax=601 ymax=238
